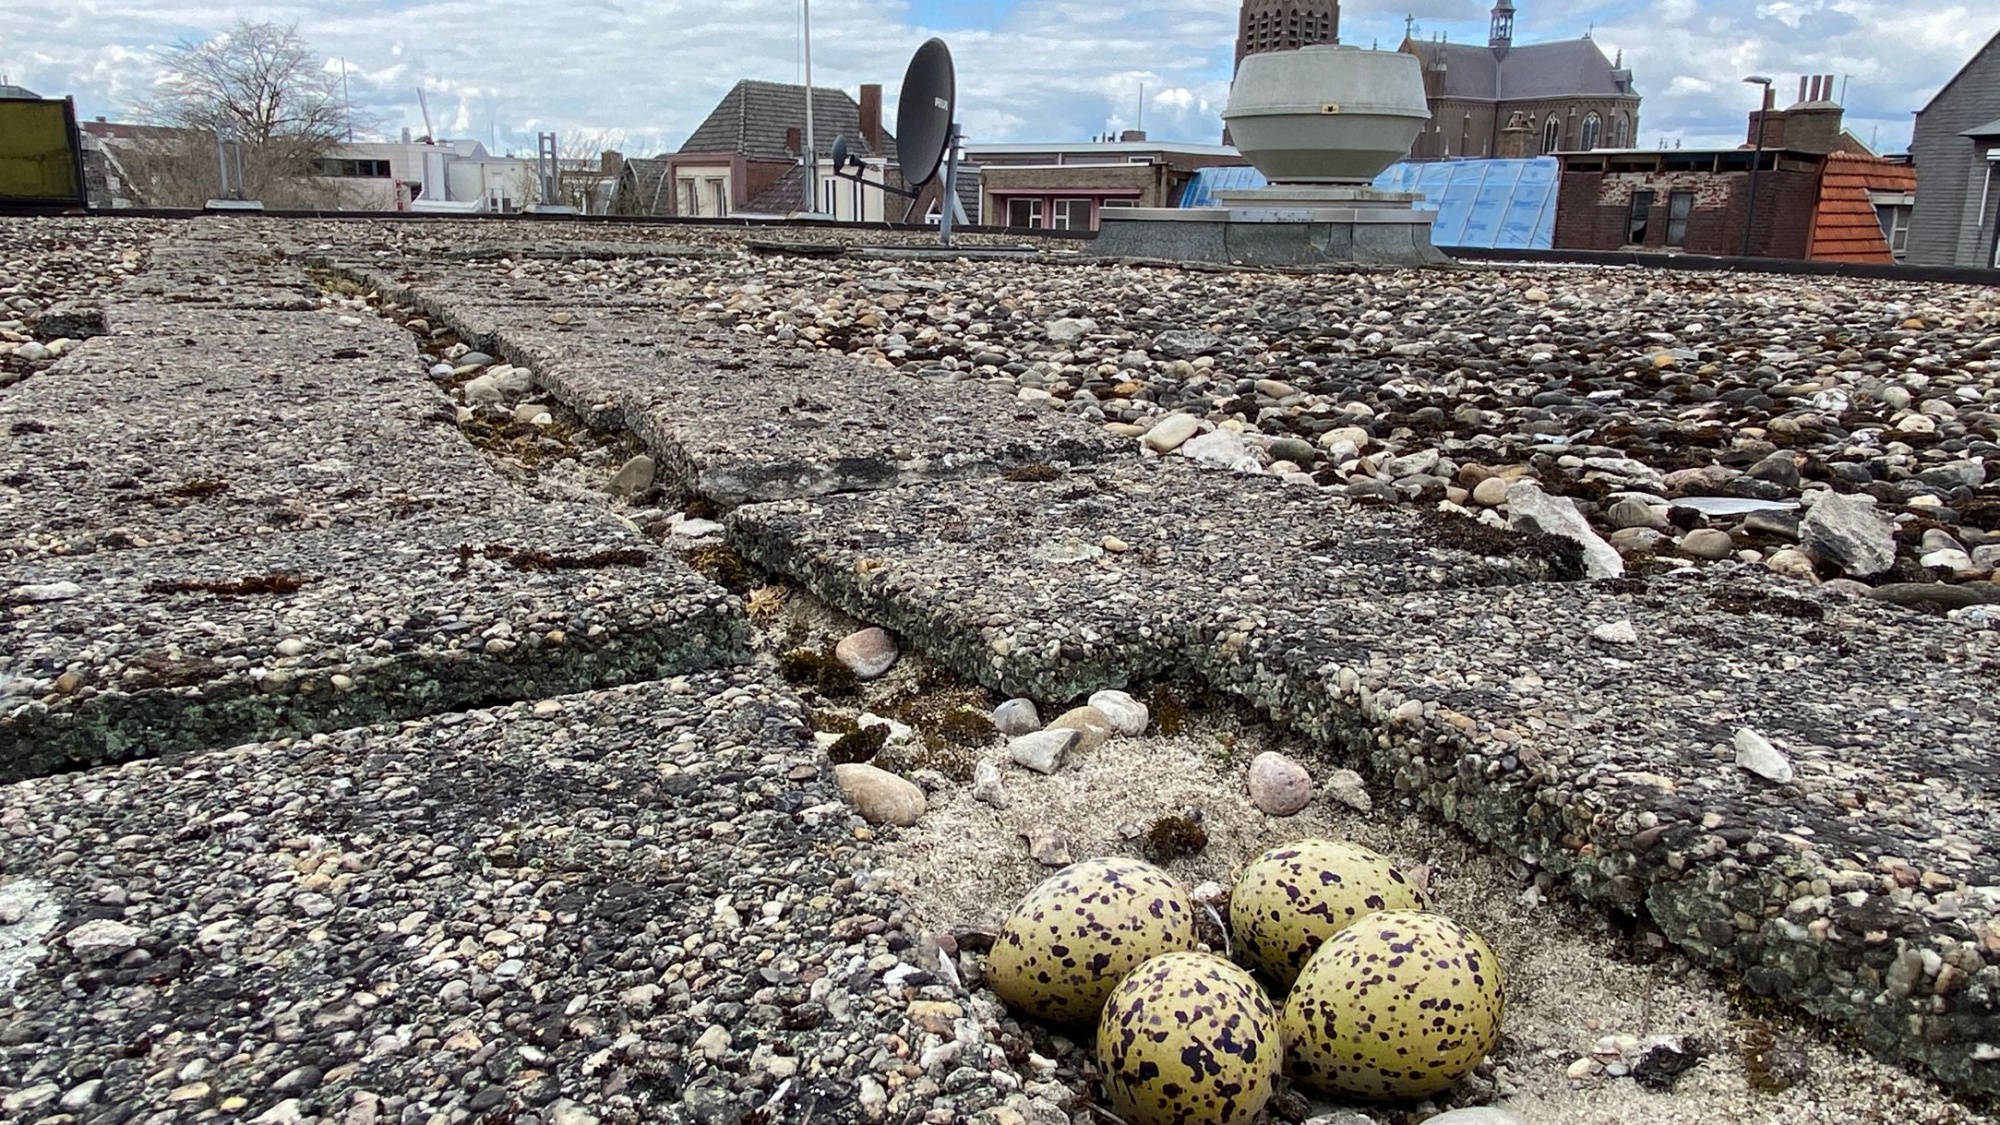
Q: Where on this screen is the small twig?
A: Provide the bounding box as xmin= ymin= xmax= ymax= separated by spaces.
xmin=1085 ymin=1104 xmax=1133 ymax=1125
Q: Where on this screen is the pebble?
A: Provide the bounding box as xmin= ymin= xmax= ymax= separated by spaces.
xmin=1026 ymin=829 xmax=1073 ymax=867
xmin=1507 ymin=481 xmax=1623 ymax=578
xmin=1420 ymin=1110 xmax=1525 ymax=1125
xmin=1007 ymin=729 xmax=1080 ymax=774
xmin=832 ymin=763 xmax=926 ymax=826
xmin=1679 ymin=528 xmax=1736 ymax=560
xmin=1590 ymin=619 xmax=1638 ymax=645
xmin=1086 ymin=689 xmax=1149 ymax=735
xmin=1141 ymin=413 xmax=1200 ymax=453
xmin=606 ymin=454 xmax=656 ymax=498
xmin=9 ymin=581 xmax=83 ymax=603
xmin=1179 ymin=428 xmax=1262 ymax=474
xmin=1045 ymin=706 xmax=1114 ymax=752
xmin=1734 ymin=727 xmax=1795 ymax=784
xmin=62 ymin=918 xmax=143 ymax=962
xmin=991 ymin=698 xmax=1041 ymax=735
xmin=1801 ymin=492 xmax=1896 ymax=578
xmin=1323 ymin=767 xmax=1372 ymax=812
xmin=1471 ymin=476 xmax=1510 ymax=508
xmin=1247 ymin=751 xmax=1314 ymax=816
xmin=834 ymin=627 xmax=899 ymax=680
xmin=973 ymin=759 xmax=1007 ymax=806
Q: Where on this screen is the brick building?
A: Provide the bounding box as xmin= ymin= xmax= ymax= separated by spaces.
xmin=619 ymin=80 xmax=897 ymax=218
xmin=1235 ymin=0 xmax=1340 ymax=70
xmin=1553 ymin=81 xmax=1916 ymax=262
xmin=1399 ymin=1 xmax=1639 ymax=159
xmin=968 ymin=139 xmax=1246 ymax=231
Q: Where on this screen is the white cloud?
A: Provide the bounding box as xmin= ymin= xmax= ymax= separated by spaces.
xmin=0 ymin=0 xmax=1989 ymax=157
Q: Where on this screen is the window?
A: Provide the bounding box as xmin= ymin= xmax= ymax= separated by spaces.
xmin=678 ymin=178 xmax=697 ymax=216
xmin=1052 ymin=198 xmax=1092 ymax=230
xmin=1542 ymin=115 xmax=1562 ymax=154
xmin=822 ymin=176 xmax=837 ymax=216
xmin=1627 ymin=188 xmax=1655 ymax=244
xmin=707 ymin=178 xmax=727 ymax=217
xmin=1875 ymin=204 xmax=1912 ymax=259
xmin=1665 ymin=190 xmax=1693 ymax=246
xmin=1007 ymin=197 xmax=1044 ymax=228
xmin=1579 ymin=113 xmax=1601 ymax=150
xmin=1612 ymin=112 xmax=1631 ymax=148
xmin=313 ymin=158 xmax=391 ymax=178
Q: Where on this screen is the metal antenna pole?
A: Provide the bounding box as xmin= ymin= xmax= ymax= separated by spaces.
xmin=802 ymin=0 xmax=816 ymax=213
xmin=1740 ymin=75 xmax=1772 ymax=257
xmin=939 ymin=124 xmax=961 ymax=247
xmin=340 ymin=58 xmax=353 ymax=142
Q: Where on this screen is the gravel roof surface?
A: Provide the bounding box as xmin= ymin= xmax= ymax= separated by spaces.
xmin=5 ymin=215 xmax=1998 ymax=1114
xmin=728 ymin=457 xmax=1574 ymax=701
xmin=724 ymin=461 xmax=2000 ymax=1095
xmin=1193 ymin=569 xmax=2000 ymax=1094
xmin=0 ymin=671 xmax=1032 ymax=1125
xmin=0 ymin=315 xmax=515 ymax=561
xmin=321 ymin=256 xmax=1126 ymax=503
xmin=2 ymin=217 xmax=172 ymax=385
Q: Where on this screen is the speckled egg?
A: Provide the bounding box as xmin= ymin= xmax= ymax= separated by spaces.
xmin=1228 ymin=839 xmax=1427 ymax=987
xmin=1096 ymin=952 xmax=1280 ymax=1125
xmin=988 ymin=857 xmax=1199 ymax=1024
xmin=1282 ymin=910 xmax=1504 ymax=1099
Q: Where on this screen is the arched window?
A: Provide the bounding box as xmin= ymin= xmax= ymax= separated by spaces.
xmin=1580 ymin=112 xmax=1602 ymax=150
xmin=1612 ymin=113 xmax=1631 ymax=147
xmin=1542 ymin=115 xmax=1562 ymax=153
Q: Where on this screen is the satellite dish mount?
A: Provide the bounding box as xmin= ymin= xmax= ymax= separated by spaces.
xmin=830 ymin=37 xmax=969 ymax=245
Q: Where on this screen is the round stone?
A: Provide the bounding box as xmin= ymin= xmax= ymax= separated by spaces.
xmin=834 ymin=627 xmax=899 ymax=679
xmin=1246 ymin=752 xmax=1313 ymax=816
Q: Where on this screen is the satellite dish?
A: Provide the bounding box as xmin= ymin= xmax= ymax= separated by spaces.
xmin=830 ymin=134 xmax=852 ymax=173
xmin=896 ymin=38 xmax=957 ymax=188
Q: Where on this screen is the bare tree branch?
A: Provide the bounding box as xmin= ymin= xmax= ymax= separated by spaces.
xmin=126 ymin=19 xmax=366 ymax=206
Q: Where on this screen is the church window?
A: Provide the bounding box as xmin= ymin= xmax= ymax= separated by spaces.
xmin=1580 ymin=113 xmax=1601 ymax=150
xmin=1612 ymin=113 xmax=1631 ymax=147
xmin=1542 ymin=115 xmax=1562 ymax=154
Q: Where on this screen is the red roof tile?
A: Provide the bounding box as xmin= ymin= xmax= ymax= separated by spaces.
xmin=1809 ymin=152 xmax=1918 ymax=263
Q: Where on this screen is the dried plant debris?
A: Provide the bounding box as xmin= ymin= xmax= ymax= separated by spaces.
xmin=142 ymin=571 xmax=310 ymax=597
xmin=681 ymin=543 xmax=754 ymax=594
xmin=1631 ymin=1037 xmax=1708 ymax=1092
xmin=1140 ymin=811 xmax=1209 ymax=864
xmin=1738 ymin=1020 xmax=1809 ymax=1093
xmin=778 ymin=648 xmax=858 ymax=698
xmin=1002 ymin=463 xmax=1064 ymax=483
xmin=458 ymin=542 xmax=651 ymax=571
xmin=827 ymin=723 xmax=890 ymax=765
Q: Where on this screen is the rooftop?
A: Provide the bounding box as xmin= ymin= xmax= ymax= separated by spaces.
xmin=0 ymin=214 xmax=1996 ymax=1125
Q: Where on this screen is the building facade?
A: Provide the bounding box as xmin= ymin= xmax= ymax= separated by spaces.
xmin=1553 ymin=89 xmax=1916 ymax=262
xmin=1907 ymin=27 xmax=2000 ymax=269
xmin=1236 ymin=0 xmax=1339 ymax=70
xmin=1399 ymin=1 xmax=1639 ymax=159
xmin=967 ymin=138 xmax=1246 ymax=231
xmin=624 ymin=80 xmax=899 ymax=218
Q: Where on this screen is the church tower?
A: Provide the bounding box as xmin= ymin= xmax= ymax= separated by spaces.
xmin=1235 ymin=0 xmax=1341 ymax=71
xmin=1488 ymin=0 xmax=1515 ymax=49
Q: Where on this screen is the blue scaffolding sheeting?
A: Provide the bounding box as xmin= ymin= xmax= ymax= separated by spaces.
xmin=1178 ymin=157 xmax=1559 ymax=250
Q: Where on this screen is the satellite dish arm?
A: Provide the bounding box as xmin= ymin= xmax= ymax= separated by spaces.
xmin=831 ymin=164 xmax=921 ymax=199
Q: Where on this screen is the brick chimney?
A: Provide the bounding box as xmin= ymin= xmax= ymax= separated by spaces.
xmin=859 ymin=84 xmax=883 ymax=153
xmin=1120 ymin=129 xmax=1148 ymax=142
xmin=785 ymin=126 xmax=802 ymax=155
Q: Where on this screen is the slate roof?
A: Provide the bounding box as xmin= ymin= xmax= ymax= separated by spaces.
xmin=1808 ymin=150 xmax=1918 ymax=264
xmin=1962 ymin=116 xmax=2000 ymax=138
xmin=0 ymin=83 xmax=40 ymax=99
xmin=1409 ymin=37 xmax=1637 ymax=101
xmin=679 ymin=80 xmax=896 ymax=163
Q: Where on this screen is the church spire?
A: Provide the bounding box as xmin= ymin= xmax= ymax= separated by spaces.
xmin=1489 ymin=0 xmax=1515 ymax=48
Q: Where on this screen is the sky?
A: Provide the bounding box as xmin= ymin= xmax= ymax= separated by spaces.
xmin=2 ymin=0 xmax=1993 ymax=159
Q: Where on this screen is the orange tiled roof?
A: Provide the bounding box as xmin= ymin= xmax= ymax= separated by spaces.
xmin=1808 ymin=151 xmax=1918 ymax=263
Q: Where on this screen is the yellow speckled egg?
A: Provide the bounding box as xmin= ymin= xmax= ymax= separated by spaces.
xmin=1282 ymin=910 xmax=1505 ymax=1099
xmin=1096 ymin=952 xmax=1280 ymax=1125
xmin=988 ymin=857 xmax=1199 ymax=1024
xmin=1228 ymin=839 xmax=1427 ymax=988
